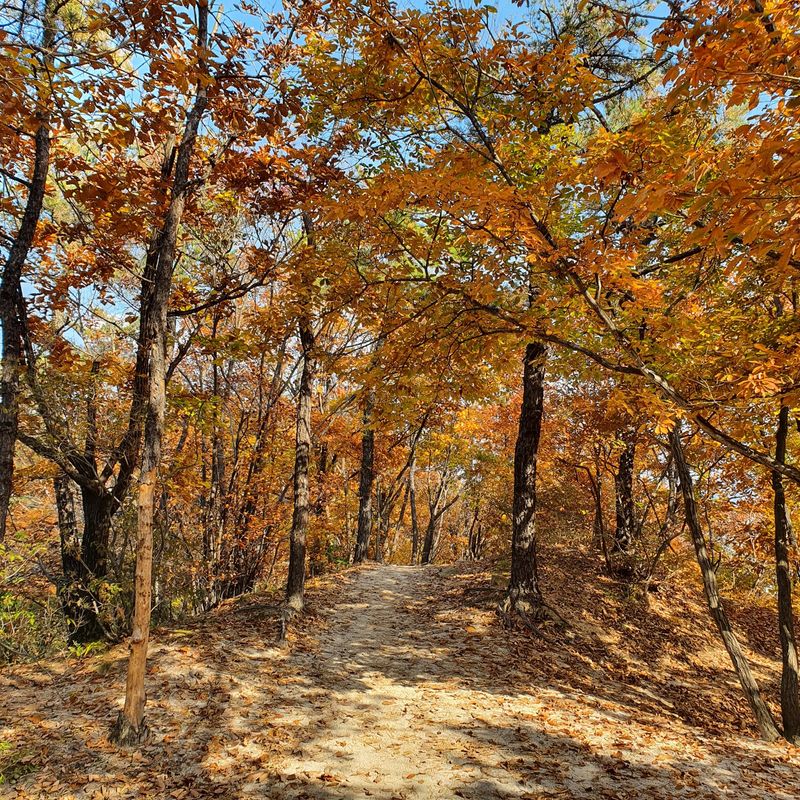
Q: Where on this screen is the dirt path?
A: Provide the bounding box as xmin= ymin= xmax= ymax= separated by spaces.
xmin=241 ymin=565 xmax=800 ymax=799
xmin=3 ymin=563 xmax=800 ymax=799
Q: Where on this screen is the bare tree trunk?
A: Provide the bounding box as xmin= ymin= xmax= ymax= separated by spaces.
xmin=773 ymin=405 xmax=800 ymax=742
xmin=500 ymin=342 xmax=547 ymax=623
xmin=421 ymin=515 xmax=437 ymax=565
xmin=669 ymin=426 xmax=780 ymax=742
xmin=374 ymin=479 xmax=384 ymax=563
xmin=421 ymin=468 xmax=454 ymax=565
xmin=111 ymin=0 xmax=210 ymax=747
xmin=286 ymin=321 xmax=314 ymax=611
xmin=353 ymin=394 xmax=375 ymax=564
xmin=613 ymin=426 xmax=636 ymax=553
xmin=409 ymin=454 xmax=419 ymax=565
xmin=54 ymin=473 xmax=83 ymax=634
xmin=0 ymin=0 xmax=55 ymax=542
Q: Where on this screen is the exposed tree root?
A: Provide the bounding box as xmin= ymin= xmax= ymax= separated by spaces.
xmin=497 ymin=592 xmax=568 ymax=641
xmin=109 ymin=711 xmax=149 ymax=747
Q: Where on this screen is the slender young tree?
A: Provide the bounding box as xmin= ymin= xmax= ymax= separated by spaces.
xmin=111 ymin=0 xmax=211 ymax=747
xmin=669 ymin=425 xmax=780 ymax=742
xmin=353 ymin=392 xmax=375 ymax=563
xmin=409 ymin=452 xmax=420 ymax=565
xmin=286 ymin=319 xmax=315 ymax=611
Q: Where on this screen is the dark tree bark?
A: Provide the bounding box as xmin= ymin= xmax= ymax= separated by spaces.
xmin=0 ymin=0 xmax=56 ymax=542
xmin=111 ymin=0 xmax=210 ymax=747
xmin=500 ymin=341 xmax=547 ymax=622
xmin=286 ymin=320 xmax=315 ymax=611
xmin=421 ymin=514 xmax=437 ymax=565
xmin=669 ymin=426 xmax=780 ymax=742
xmin=773 ymin=405 xmax=800 ymax=742
xmin=613 ymin=427 xmax=636 ymax=553
xmin=353 ymin=395 xmax=375 ymax=564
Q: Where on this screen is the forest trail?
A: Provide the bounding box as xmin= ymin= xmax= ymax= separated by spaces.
xmin=4 ymin=561 xmax=800 ymax=798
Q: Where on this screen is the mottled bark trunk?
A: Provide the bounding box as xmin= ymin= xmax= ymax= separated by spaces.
xmin=501 ymin=342 xmax=546 ymax=620
xmin=773 ymin=406 xmax=800 ymax=742
xmin=286 ymin=321 xmax=314 ymax=611
xmin=613 ymin=428 xmax=636 ymax=553
xmin=54 ymin=474 xmax=83 ymax=637
xmin=353 ymin=397 xmax=375 ymax=564
xmin=669 ymin=426 xmax=780 ymax=742
xmin=0 ymin=0 xmax=56 ymax=542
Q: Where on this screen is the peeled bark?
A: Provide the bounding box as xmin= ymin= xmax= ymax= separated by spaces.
xmin=0 ymin=0 xmax=56 ymax=542
xmin=111 ymin=1 xmax=210 ymax=747
xmin=773 ymin=405 xmax=800 ymax=742
xmin=353 ymin=398 xmax=375 ymax=564
xmin=669 ymin=426 xmax=780 ymax=742
xmin=500 ymin=342 xmax=547 ymax=621
xmin=286 ymin=321 xmax=315 ymax=611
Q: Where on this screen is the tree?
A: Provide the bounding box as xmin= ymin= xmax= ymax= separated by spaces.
xmin=111 ymin=0 xmax=212 ymax=746
xmin=0 ymin=0 xmax=56 ymax=543
xmin=499 ymin=342 xmax=547 ymax=622
xmin=286 ymin=318 xmax=315 ymax=611
xmin=669 ymin=425 xmax=781 ymax=742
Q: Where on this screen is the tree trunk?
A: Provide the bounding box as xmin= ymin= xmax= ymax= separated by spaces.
xmin=421 ymin=514 xmax=437 ymax=565
xmin=286 ymin=321 xmax=314 ymax=611
xmin=500 ymin=341 xmax=546 ymax=621
xmin=374 ymin=480 xmax=384 ymax=563
xmin=54 ymin=474 xmax=85 ymax=639
xmin=353 ymin=397 xmax=375 ymax=564
xmin=773 ymin=405 xmax=800 ymax=742
xmin=409 ymin=453 xmax=420 ymax=565
xmin=111 ymin=0 xmax=210 ymax=747
xmin=63 ymin=486 xmax=116 ymax=644
xmin=613 ymin=427 xmax=636 ymax=553
xmin=669 ymin=426 xmax=780 ymax=742
xmin=0 ymin=0 xmax=56 ymax=542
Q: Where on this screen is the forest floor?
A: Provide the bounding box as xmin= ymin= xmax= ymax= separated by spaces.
xmin=3 ymin=554 xmax=800 ymax=798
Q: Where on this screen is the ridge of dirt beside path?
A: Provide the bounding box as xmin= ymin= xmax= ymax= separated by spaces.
xmin=2 ymin=563 xmax=800 ymax=799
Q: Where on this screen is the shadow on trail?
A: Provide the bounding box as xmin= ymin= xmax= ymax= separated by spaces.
xmin=2 ymin=561 xmax=793 ymax=800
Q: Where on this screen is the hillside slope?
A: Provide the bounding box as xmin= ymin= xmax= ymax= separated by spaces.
xmin=1 ymin=553 xmax=798 ymax=799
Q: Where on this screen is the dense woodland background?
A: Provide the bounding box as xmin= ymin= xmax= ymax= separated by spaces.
xmin=2 ymin=0 xmax=800 ymax=759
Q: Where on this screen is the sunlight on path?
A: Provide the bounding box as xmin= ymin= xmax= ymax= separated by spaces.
xmin=4 ymin=565 xmax=799 ymax=799
xmin=241 ymin=566 xmax=796 ymax=800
